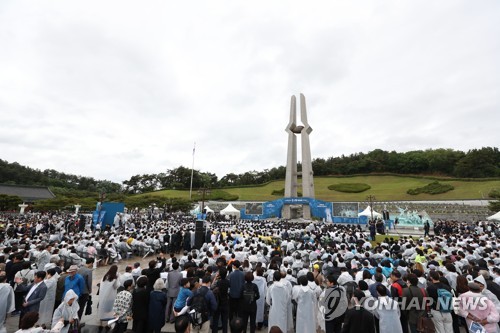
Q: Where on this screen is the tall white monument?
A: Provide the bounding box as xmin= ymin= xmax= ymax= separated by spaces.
xmin=19 ymin=203 xmax=28 ymax=215
xmin=283 ymin=93 xmax=315 ymax=219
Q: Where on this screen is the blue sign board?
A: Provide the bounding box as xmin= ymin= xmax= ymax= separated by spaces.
xmin=240 ymin=197 xmax=334 ymax=221
xmin=93 ymin=202 xmax=125 ymax=227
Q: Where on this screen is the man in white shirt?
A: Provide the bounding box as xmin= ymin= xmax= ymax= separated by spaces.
xmin=16 ymin=271 xmax=47 ymax=324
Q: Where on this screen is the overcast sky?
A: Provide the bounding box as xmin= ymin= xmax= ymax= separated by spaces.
xmin=1 ymin=1 xmax=499 ymax=183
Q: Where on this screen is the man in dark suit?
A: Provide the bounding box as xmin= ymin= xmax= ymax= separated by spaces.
xmin=340 ymin=290 xmax=375 ymax=333
xmin=16 ymin=270 xmax=47 ymax=326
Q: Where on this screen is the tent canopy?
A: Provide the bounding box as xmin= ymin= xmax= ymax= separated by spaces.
xmin=189 ymin=205 xmax=200 ymax=216
xmin=358 ymin=206 xmax=382 ymax=218
xmin=220 ymin=203 xmax=240 ymax=216
xmin=204 ymin=206 xmax=214 ymax=213
xmin=487 ymin=211 xmax=500 ymax=221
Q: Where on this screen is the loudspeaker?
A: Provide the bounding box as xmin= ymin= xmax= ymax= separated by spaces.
xmin=196 ymin=220 xmax=204 ymax=232
xmin=194 ymin=231 xmax=204 ymax=249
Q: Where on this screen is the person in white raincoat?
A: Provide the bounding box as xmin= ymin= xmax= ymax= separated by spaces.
xmin=38 ymin=268 xmax=59 ymax=328
xmin=279 ymin=272 xmax=294 ymax=333
xmin=253 ymin=268 xmax=267 ymax=328
xmin=292 ymin=276 xmax=317 ymax=333
xmin=52 ymin=289 xmax=79 ymax=333
xmin=98 ymin=265 xmax=120 ymax=325
xmin=0 ymin=273 xmax=15 ymax=333
xmin=372 ymin=284 xmax=403 ymax=333
xmin=266 ymin=271 xmax=291 ymax=333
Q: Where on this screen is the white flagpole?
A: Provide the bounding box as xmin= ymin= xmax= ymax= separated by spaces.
xmin=189 ymin=142 xmax=196 ymax=200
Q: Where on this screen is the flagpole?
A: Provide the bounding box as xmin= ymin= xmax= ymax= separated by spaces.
xmin=189 ymin=142 xmax=196 ymax=200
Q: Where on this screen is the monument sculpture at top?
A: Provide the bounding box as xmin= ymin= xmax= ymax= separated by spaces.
xmin=283 ymin=93 xmax=315 ymax=219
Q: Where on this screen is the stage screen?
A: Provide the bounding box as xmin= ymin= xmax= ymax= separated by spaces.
xmin=333 ymin=202 xmax=359 ymax=218
xmin=245 ymin=202 xmax=263 ymax=215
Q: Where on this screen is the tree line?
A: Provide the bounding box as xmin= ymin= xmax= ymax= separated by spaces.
xmin=122 ymin=147 xmax=500 ymax=193
xmin=1 ymin=147 xmax=499 ymax=195
xmin=0 ymin=159 xmax=121 ymax=193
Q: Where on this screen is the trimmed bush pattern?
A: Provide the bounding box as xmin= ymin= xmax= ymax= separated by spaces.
xmin=328 ymin=183 xmax=371 ymax=193
xmin=407 ymin=181 xmax=454 ymax=195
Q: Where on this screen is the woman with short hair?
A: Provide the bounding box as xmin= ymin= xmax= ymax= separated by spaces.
xmin=148 ymin=278 xmax=168 ymax=333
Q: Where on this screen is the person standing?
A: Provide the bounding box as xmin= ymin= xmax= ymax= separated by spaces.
xmin=402 ymin=274 xmax=426 ymax=333
xmin=228 ymin=260 xmax=245 ymax=320
xmin=373 ymin=284 xmax=403 ymax=333
xmin=423 ymin=221 xmax=430 ymax=237
xmin=38 ymin=268 xmax=59 ymax=328
xmin=426 ymin=270 xmax=453 ymax=333
xmin=253 ymin=267 xmax=267 ymax=330
xmin=458 ymin=282 xmax=499 ymax=333
xmin=389 ymin=270 xmax=409 ymax=333
xmin=54 ymin=269 xmax=69 ymax=311
xmin=166 ymin=262 xmax=182 ymax=323
xmin=341 ymin=290 xmax=376 ymax=333
xmin=292 ymin=275 xmax=315 ymax=333
xmin=51 ymin=289 xmax=79 ymax=333
xmin=77 ymin=258 xmax=93 ymax=320
xmin=63 ymin=265 xmax=85 ymax=300
xmin=98 ymin=265 xmax=120 ymax=328
xmin=16 ymin=271 xmax=48 ymax=326
xmin=321 ymin=275 xmax=348 ymax=333
xmin=141 ymin=255 xmax=166 ymax=292
xmin=13 ymin=261 xmax=34 ymax=315
xmin=132 ymin=276 xmax=150 ymax=333
xmin=266 ymin=271 xmax=291 ymax=333
xmin=0 ymin=272 xmax=15 ymax=333
xmin=149 ymin=278 xmax=168 ymax=333
xmin=37 ymin=244 xmax=52 ymax=271
xmin=211 ymin=267 xmax=230 ymax=333
xmin=239 ymin=272 xmax=260 ymax=333
xmin=112 ymin=280 xmax=134 ymax=333
xmin=6 ymin=254 xmax=25 ymax=287
xmin=187 ymin=276 xmax=217 ymax=333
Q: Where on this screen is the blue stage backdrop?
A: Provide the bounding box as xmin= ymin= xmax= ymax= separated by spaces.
xmin=240 ymin=198 xmax=333 ymax=220
xmin=93 ymin=202 xmax=125 ymax=227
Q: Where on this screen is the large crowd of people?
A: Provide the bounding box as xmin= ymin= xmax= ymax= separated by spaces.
xmin=0 ymin=211 xmax=500 ymax=333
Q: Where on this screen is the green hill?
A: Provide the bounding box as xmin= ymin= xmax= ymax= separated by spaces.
xmin=136 ymin=175 xmax=500 ymax=202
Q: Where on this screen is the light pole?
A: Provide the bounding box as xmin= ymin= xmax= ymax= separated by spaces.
xmin=198 ymin=188 xmax=211 ymax=218
xmin=366 ymin=195 xmax=376 ymax=221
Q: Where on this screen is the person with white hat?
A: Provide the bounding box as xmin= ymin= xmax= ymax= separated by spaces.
xmin=62 ymin=265 xmax=84 ymax=302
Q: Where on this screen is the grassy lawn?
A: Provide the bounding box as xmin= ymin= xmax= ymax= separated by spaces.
xmin=370 ymin=234 xmax=401 ymax=247
xmin=135 ymin=175 xmax=500 ymax=202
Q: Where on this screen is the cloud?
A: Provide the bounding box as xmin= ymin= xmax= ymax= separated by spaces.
xmin=0 ymin=0 xmax=499 ymax=183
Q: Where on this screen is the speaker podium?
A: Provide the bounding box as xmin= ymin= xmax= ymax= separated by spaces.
xmin=194 ymin=220 xmax=206 ymax=249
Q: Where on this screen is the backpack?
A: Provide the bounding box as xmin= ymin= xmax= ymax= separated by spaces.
xmin=212 ymin=279 xmax=229 ymax=306
xmin=242 ymin=283 xmax=256 ymax=305
xmin=436 ymin=288 xmax=453 ymax=313
xmin=189 ymin=287 xmax=209 ymax=327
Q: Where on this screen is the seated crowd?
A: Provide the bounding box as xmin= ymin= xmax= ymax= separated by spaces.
xmin=0 ymin=212 xmax=499 ymax=333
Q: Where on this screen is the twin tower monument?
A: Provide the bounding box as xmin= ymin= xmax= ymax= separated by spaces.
xmin=283 ymin=93 xmax=315 ymax=219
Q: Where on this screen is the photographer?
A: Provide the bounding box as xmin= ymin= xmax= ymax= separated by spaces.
xmin=141 ymin=252 xmax=167 ymax=292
